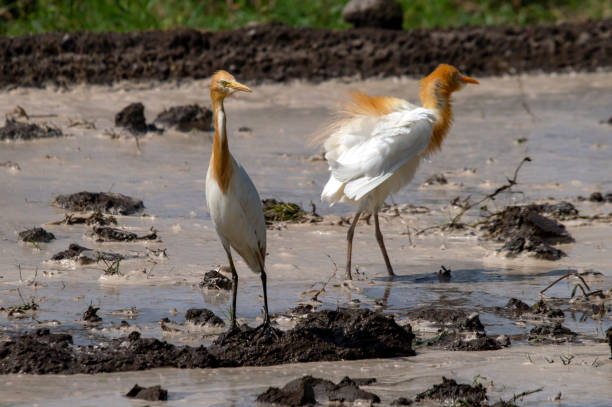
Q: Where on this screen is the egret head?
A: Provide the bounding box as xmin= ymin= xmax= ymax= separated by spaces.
xmin=421 ymin=64 xmax=479 ymax=94
xmin=210 ymin=70 xmax=252 ymax=99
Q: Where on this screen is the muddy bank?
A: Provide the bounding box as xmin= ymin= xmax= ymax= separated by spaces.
xmin=2 ymin=20 xmax=612 ymax=88
xmin=0 ymin=309 xmax=414 ymax=374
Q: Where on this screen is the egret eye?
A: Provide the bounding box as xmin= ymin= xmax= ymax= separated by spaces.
xmin=220 ymin=80 xmax=229 ymax=87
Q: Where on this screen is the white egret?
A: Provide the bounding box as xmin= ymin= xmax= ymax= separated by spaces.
xmin=205 ymin=70 xmax=269 ymax=329
xmin=321 ymin=64 xmax=479 ymax=279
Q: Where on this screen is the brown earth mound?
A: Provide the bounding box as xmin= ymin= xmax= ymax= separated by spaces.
xmin=1 ymin=20 xmax=611 ymax=88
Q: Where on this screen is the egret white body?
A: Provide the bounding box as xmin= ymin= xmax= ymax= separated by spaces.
xmin=321 ymin=64 xmax=479 ymax=279
xmin=205 ymin=71 xmax=269 ymax=329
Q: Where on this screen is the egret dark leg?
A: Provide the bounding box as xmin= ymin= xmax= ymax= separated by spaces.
xmin=374 ymin=211 xmax=395 ymax=276
xmin=345 ymin=211 xmax=362 ymax=280
xmin=224 ymin=247 xmax=239 ymax=329
xmin=260 ymin=269 xmax=270 ymax=327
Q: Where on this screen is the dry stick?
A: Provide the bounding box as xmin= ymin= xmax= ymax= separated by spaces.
xmin=416 ymin=156 xmax=531 ymax=235
xmin=540 ymin=271 xmax=592 ymax=297
xmin=311 ymin=254 xmax=338 ymax=302
xmin=510 ymin=387 xmax=543 ymax=403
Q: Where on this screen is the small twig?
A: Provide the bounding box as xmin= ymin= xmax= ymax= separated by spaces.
xmin=510 ymin=387 xmax=543 ymax=402
xmin=311 ymin=254 xmax=338 ymax=301
xmin=540 ymin=271 xmax=591 ymax=297
xmin=516 ymin=76 xmax=538 ymax=122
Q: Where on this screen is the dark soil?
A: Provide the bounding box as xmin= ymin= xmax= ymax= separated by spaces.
xmin=212 ymin=308 xmax=414 ymax=367
xmin=607 ymin=327 xmax=612 ymax=359
xmin=50 ymin=211 xmax=117 ymax=226
xmin=82 ymin=305 xmax=102 ymax=323
xmin=408 ymin=308 xmax=503 ymax=351
xmin=114 ymin=102 xmax=160 ymax=133
xmin=528 ymin=202 xmax=579 ymax=220
xmin=483 ymin=205 xmax=574 ymax=260
xmin=18 ymin=227 xmax=55 ymax=243
xmin=415 ymin=377 xmax=488 ymax=406
xmin=0 ymin=118 xmax=63 ymax=140
xmin=583 ymin=191 xmax=612 ymax=203
xmin=3 ymin=20 xmax=612 ymax=88
xmin=391 ymin=397 xmax=413 ymax=405
xmin=50 ymin=243 xmax=123 ymax=264
xmin=184 ymin=308 xmax=225 ymax=327
xmin=154 ymin=104 xmax=213 ymax=131
xmin=90 ymin=226 xmax=158 ymax=242
xmin=53 ymin=191 xmax=144 ymax=215
xmin=528 ymin=323 xmax=577 ymax=343
xmin=256 ymin=375 xmax=380 ymax=406
xmin=0 ymin=309 xmax=414 ymax=375
xmin=498 ymin=298 xmax=564 ymax=319
xmin=424 ymin=173 xmax=448 ymax=185
xmin=125 ymin=384 xmax=168 ymax=401
xmin=199 ymin=269 xmax=232 ymax=290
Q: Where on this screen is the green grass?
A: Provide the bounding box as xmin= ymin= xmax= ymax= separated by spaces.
xmin=1 ymin=0 xmax=611 ymax=36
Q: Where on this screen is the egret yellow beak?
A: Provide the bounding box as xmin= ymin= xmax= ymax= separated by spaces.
xmin=460 ymin=75 xmax=479 ymax=85
xmin=227 ymin=81 xmax=252 ymax=93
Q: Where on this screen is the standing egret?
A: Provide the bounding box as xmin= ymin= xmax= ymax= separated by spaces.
xmin=321 ymin=64 xmax=479 ymax=280
xmin=205 ymin=71 xmax=270 ymax=329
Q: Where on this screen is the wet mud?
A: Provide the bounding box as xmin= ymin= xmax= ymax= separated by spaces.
xmin=2 ymin=20 xmax=612 ymax=88
xmin=154 ymin=104 xmax=213 ymax=132
xmin=89 ymin=226 xmax=158 ymax=242
xmin=49 ymin=211 xmax=117 ymax=226
xmin=256 ymin=375 xmax=379 ymax=406
xmin=408 ymin=308 xmax=503 ymax=351
xmin=18 ymin=227 xmax=55 ymax=243
xmin=199 ymin=269 xmax=232 ymax=290
xmin=50 ymin=243 xmax=123 ymax=264
xmin=415 ymin=377 xmax=489 ymax=407
xmin=184 ymin=308 xmax=224 ymax=327
xmin=582 ymin=191 xmax=612 ymax=203
xmin=53 ymin=192 xmax=144 ymax=215
xmin=125 ymin=384 xmax=168 ymax=401
xmin=483 ymin=204 xmax=574 ymax=260
xmin=607 ymin=327 xmax=612 ymax=358
xmin=528 ymin=323 xmax=577 ymax=343
xmin=0 ymin=118 xmax=63 ymax=141
xmin=0 ymin=309 xmax=414 ymax=374
xmin=114 ymin=102 xmax=160 ymax=134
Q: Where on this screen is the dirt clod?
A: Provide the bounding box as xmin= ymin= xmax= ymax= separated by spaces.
xmin=125 ymin=384 xmax=168 ymax=401
xmin=528 ymin=323 xmax=577 ymax=343
xmin=18 ymin=227 xmax=55 ymax=243
xmin=484 ymin=205 xmax=574 ymax=260
xmin=416 ymin=377 xmax=488 ymax=406
xmin=90 ymin=226 xmax=158 ymax=242
xmin=154 ymin=104 xmax=213 ymax=131
xmin=82 ymin=305 xmax=102 ymax=323
xmin=424 ymin=173 xmax=448 ymax=185
xmin=53 ymin=192 xmax=144 ymax=215
xmin=606 ymin=327 xmax=612 ymax=359
xmin=185 ymin=308 xmax=225 ymax=327
xmin=51 ymin=211 xmax=117 ymax=226
xmin=0 ymin=118 xmax=63 ymax=141
xmin=211 ymin=308 xmax=415 ymax=367
xmin=199 ymin=269 xmax=232 ymax=290
xmin=50 ymin=243 xmax=123 ymax=265
xmin=391 ymin=397 xmax=413 ymax=405
xmin=115 ymin=103 xmax=146 ymax=133
xmin=256 ymin=375 xmax=380 ymax=406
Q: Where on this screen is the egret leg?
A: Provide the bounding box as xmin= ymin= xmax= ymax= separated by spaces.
xmin=345 ymin=211 xmax=362 ymax=280
xmin=224 ymin=247 xmax=239 ymax=329
xmin=374 ymin=211 xmax=395 ymax=276
xmin=260 ymin=269 xmax=270 ymax=327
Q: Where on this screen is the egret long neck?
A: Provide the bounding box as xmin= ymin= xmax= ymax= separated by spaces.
xmin=210 ymin=93 xmax=233 ymax=193
xmin=420 ymin=81 xmax=453 ymax=154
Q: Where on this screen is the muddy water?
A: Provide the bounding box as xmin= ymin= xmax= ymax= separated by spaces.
xmin=0 ymin=73 xmax=611 ymax=405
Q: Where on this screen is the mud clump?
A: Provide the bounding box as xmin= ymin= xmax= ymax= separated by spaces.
xmin=408 ymin=308 xmax=503 ymax=351
xmin=185 ymin=308 xmax=225 ymax=327
xmin=530 ymin=299 xmax=564 ymax=318
xmin=528 ymin=202 xmax=579 ymax=219
xmin=528 ymin=323 xmax=577 ymax=343
xmin=483 ymin=205 xmax=574 ymax=260
xmin=18 ymin=227 xmax=55 ymax=243
xmin=256 ymin=375 xmax=379 ymax=406
xmin=0 ymin=118 xmax=63 ymax=141
xmin=500 ymin=298 xmax=564 ymax=319
xmin=0 ymin=328 xmax=73 ymax=374
xmin=416 ymin=377 xmax=488 ymax=406
xmin=125 ymin=384 xmax=168 ymax=401
xmin=211 ymin=308 xmax=415 ymax=367
xmin=424 ymin=173 xmax=448 ymax=185
xmin=607 ymin=327 xmax=612 ymax=359
xmin=503 ymin=298 xmax=532 ymax=317
xmin=262 ymin=199 xmax=321 ymax=224
xmin=586 ymin=191 xmax=612 ymax=203
xmin=154 ymin=104 xmax=213 ymax=132
xmin=50 ymin=243 xmax=123 ymax=265
xmin=51 ymin=211 xmax=117 ymax=226
xmin=53 ymin=191 xmax=144 ymax=215
xmin=199 ymin=269 xmax=232 ymax=290
xmin=82 ymin=305 xmax=102 ymax=323
xmin=90 ymin=226 xmax=158 ymax=242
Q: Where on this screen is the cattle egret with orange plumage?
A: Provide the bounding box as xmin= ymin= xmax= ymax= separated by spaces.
xmin=205 ymin=70 xmax=270 ymax=329
xmin=320 ymin=64 xmax=479 ymax=280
